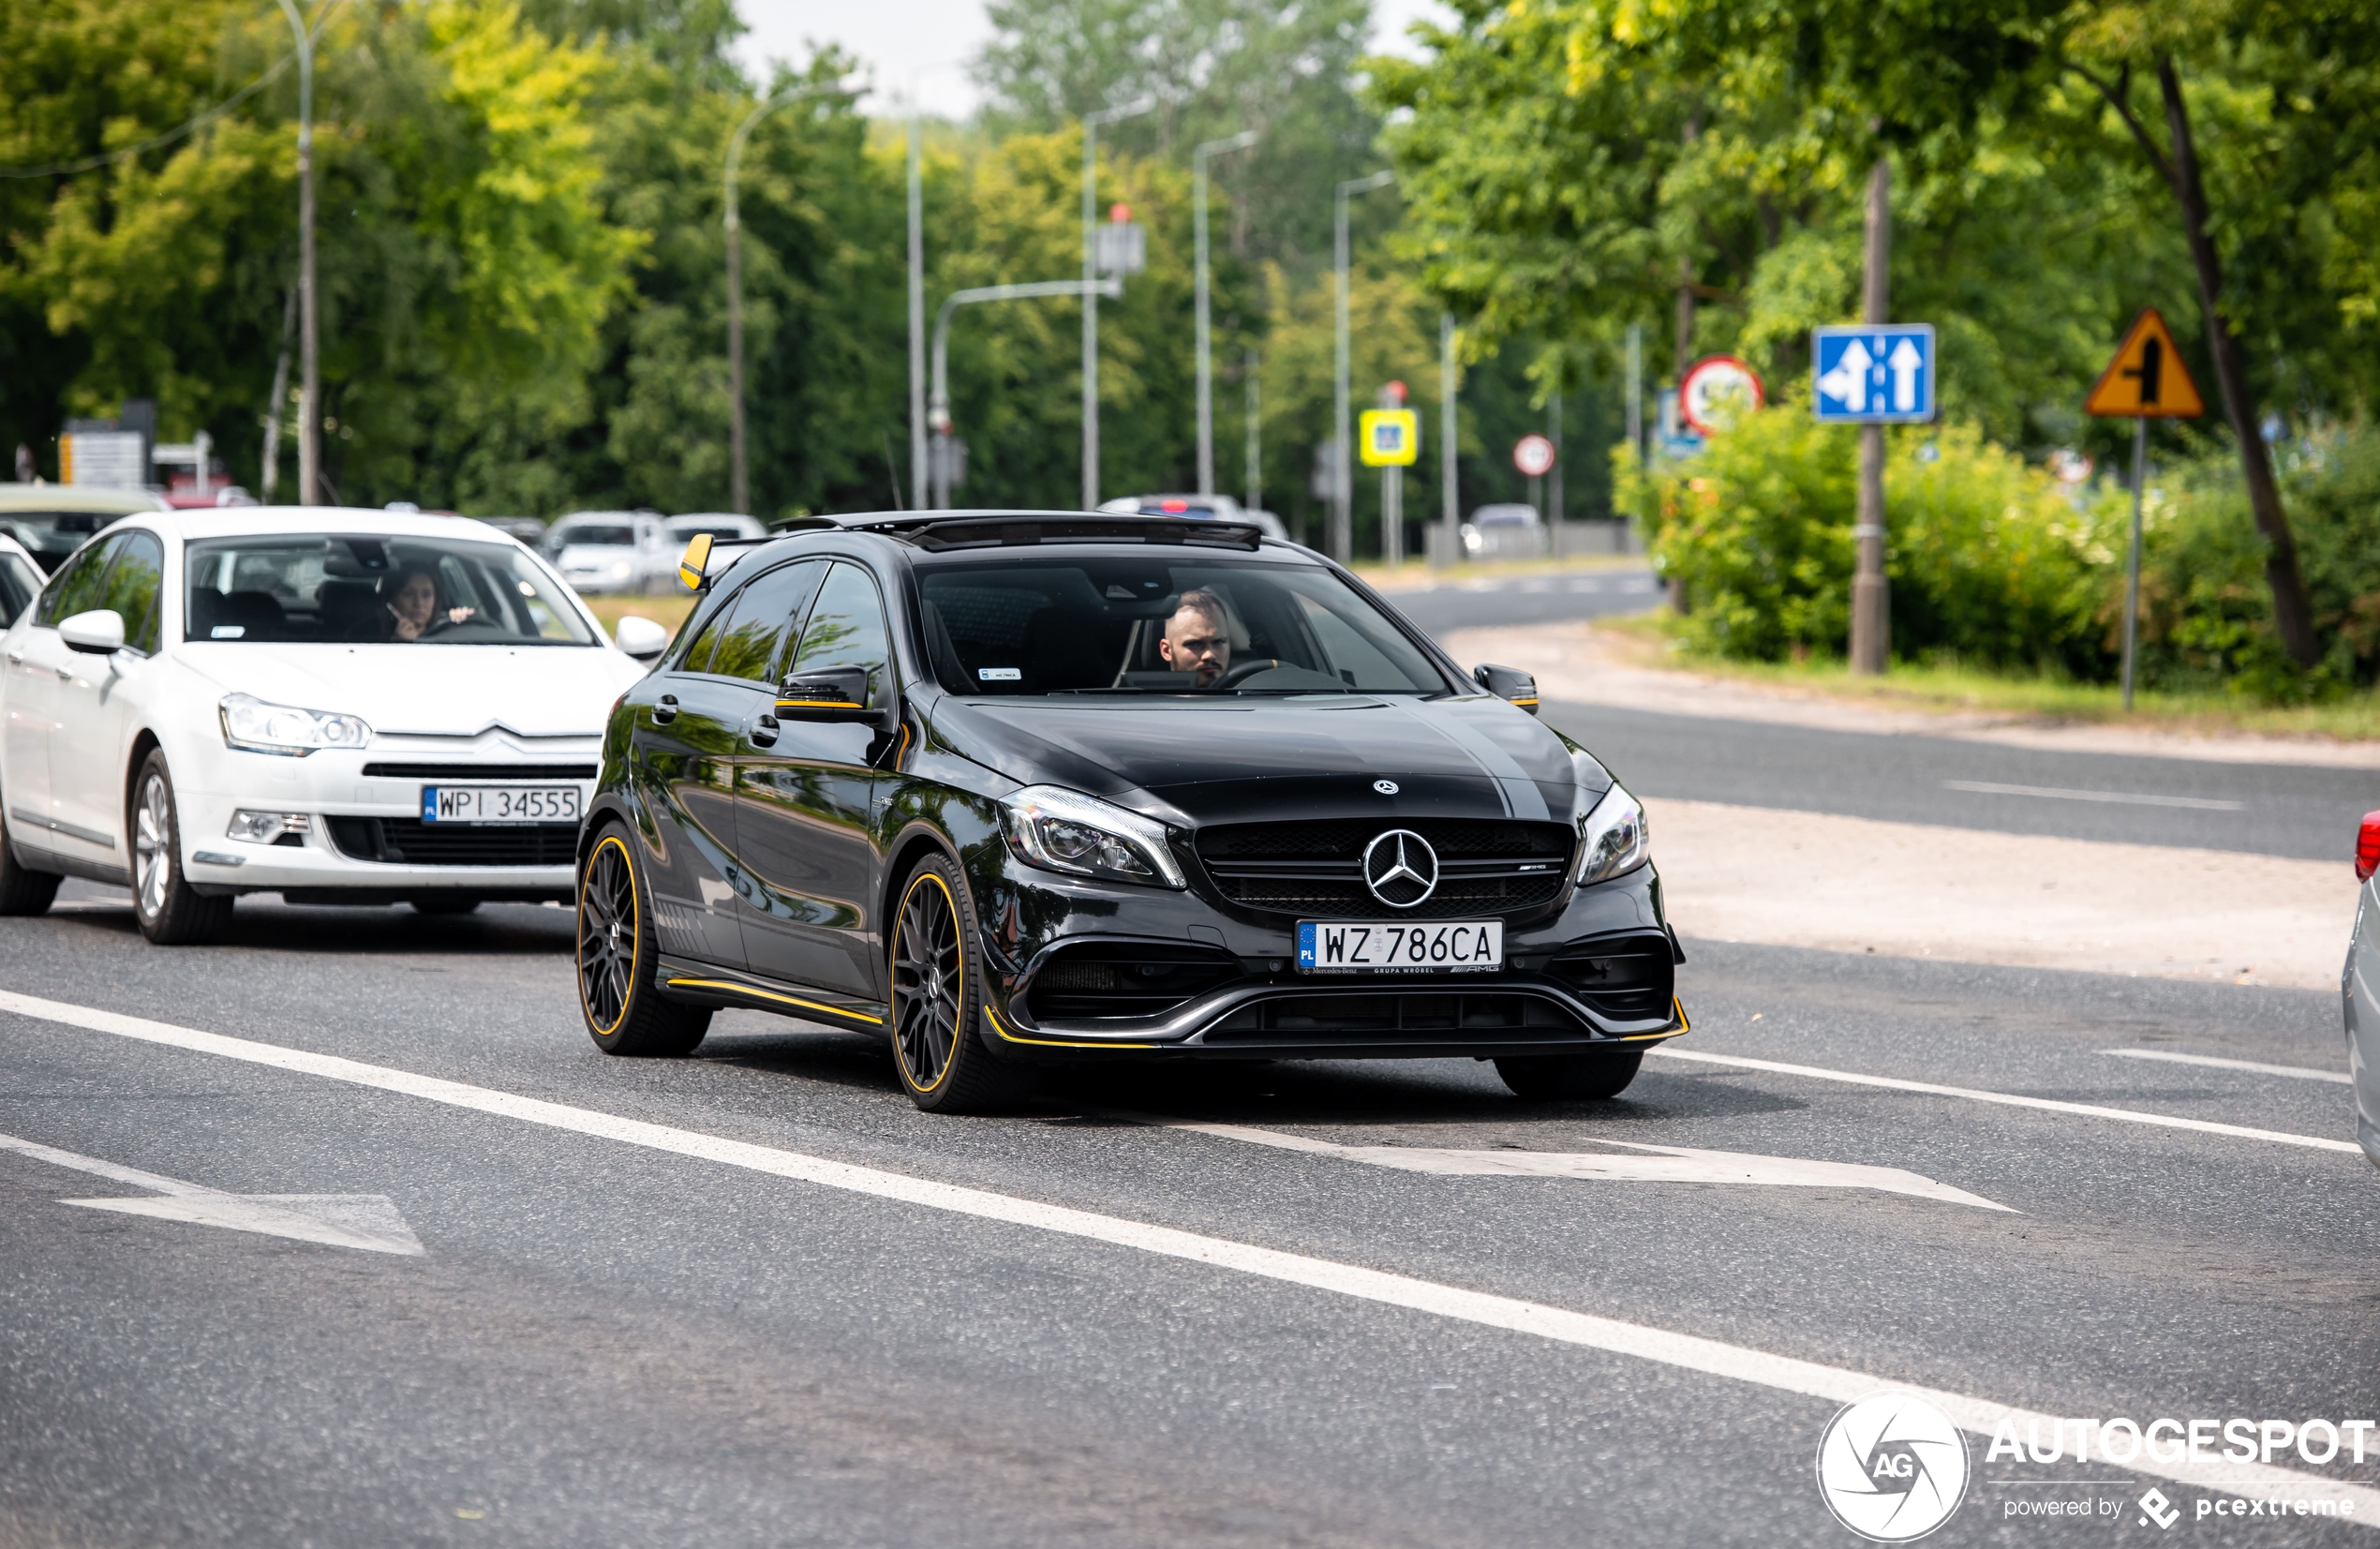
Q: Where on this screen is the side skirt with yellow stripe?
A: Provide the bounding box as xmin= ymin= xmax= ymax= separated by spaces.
xmin=652 ymin=957 xmax=887 ymax=1030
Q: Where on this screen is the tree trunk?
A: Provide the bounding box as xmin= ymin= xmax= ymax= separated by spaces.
xmin=2156 ymin=58 xmax=2319 ymax=667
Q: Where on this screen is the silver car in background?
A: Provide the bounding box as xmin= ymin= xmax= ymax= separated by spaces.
xmin=547 ymin=511 xmax=674 ymax=594
xmin=2348 ymin=815 xmax=2380 ymax=1167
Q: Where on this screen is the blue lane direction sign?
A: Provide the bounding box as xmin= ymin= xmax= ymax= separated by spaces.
xmin=1811 ymin=324 xmax=1936 ymax=424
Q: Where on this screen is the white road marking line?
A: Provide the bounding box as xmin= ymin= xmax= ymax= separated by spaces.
xmin=1646 ymin=1048 xmax=2361 ymax=1154
xmin=0 ymin=1129 xmax=424 ymax=1255
xmin=2104 ymin=1048 xmax=2355 ymax=1085
xmin=1942 ymin=779 xmax=2246 ymax=811
xmin=1138 ymin=1117 xmax=2014 ymax=1211
xmin=0 ymin=987 xmax=2370 ymax=1516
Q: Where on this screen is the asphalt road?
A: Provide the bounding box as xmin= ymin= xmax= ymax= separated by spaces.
xmin=3 ymin=880 xmax=2373 ymax=1547
xmin=1386 ymin=566 xmax=1665 ymax=635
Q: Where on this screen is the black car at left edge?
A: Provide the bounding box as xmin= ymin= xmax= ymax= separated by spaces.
xmin=572 ymin=511 xmax=1687 ymax=1112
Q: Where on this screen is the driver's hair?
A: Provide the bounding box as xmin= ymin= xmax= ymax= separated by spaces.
xmin=379 ymin=562 xmax=439 ymax=605
xmin=1168 ymin=588 xmax=1226 ymax=636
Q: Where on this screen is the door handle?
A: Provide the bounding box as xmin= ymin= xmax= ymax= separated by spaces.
xmin=652 ymin=693 xmax=678 ymax=724
xmin=748 ymin=712 xmax=779 ymax=748
xmin=55 ymin=665 xmax=75 ymax=680
xmin=4 ymin=650 xmax=21 ymax=665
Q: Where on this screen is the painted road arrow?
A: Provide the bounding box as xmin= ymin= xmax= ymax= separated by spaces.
xmin=0 ymin=1130 xmax=424 ymax=1255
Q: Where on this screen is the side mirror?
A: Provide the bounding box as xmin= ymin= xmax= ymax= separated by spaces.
xmin=776 ymin=665 xmax=879 ymax=723
xmin=615 ymin=615 xmax=669 ymax=662
xmin=677 ymin=531 xmax=714 ymax=592
xmin=1472 ymin=662 xmax=1540 ymax=715
xmin=60 ymin=609 xmax=126 ymax=656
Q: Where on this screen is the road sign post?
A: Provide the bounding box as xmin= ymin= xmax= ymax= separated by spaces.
xmin=1813 ymin=320 xmax=1936 ymax=675
xmin=2086 ymin=307 xmax=2205 ymax=709
xmin=1361 ymin=403 xmax=1419 ymax=566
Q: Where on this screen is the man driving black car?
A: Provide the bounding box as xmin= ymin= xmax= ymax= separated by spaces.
xmin=1155 ymin=588 xmax=1230 ymax=687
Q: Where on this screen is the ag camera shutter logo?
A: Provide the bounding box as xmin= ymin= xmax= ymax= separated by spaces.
xmin=1815 ymin=1393 xmax=1969 ymax=1542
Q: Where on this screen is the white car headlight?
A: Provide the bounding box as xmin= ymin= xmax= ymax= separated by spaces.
xmin=1001 ymin=785 xmax=1184 ymax=888
xmin=219 ymin=693 xmax=372 ymax=757
xmin=1577 ymin=782 xmax=1648 ymax=886
xmin=609 ymin=560 xmax=633 ymax=579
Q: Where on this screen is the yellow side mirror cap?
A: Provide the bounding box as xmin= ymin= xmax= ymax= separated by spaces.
xmin=677 ymin=531 xmax=714 ymax=591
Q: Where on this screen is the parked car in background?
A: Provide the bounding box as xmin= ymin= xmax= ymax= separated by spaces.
xmin=0 ymin=484 xmax=172 ymax=573
xmin=1099 ymin=493 xmax=1289 ymax=543
xmin=666 ymin=514 xmax=766 ymax=590
xmin=0 ymin=507 xmax=653 ymax=942
xmin=473 ymin=516 xmax=549 ymax=547
xmin=1462 ymin=503 xmax=1546 ymax=559
xmin=0 ymin=532 xmax=45 ymax=623
xmin=547 ymin=510 xmax=673 ymax=594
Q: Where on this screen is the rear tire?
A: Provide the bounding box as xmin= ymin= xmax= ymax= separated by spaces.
xmin=888 ymin=853 xmax=1035 ymax=1113
xmin=409 ymin=896 xmax=482 ymax=916
xmin=1495 ymin=1049 xmax=1644 ymax=1101
xmin=129 ymin=752 xmax=232 ymax=946
xmin=577 ymin=826 xmax=709 ymax=1056
xmin=0 ymin=808 xmax=61 ymax=916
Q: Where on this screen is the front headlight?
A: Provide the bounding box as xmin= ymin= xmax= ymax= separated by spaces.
xmin=1577 ymin=782 xmax=1649 ymax=886
xmin=218 ymin=693 xmax=372 ymax=757
xmin=609 ymin=560 xmax=633 ymax=579
xmin=1000 ymin=785 xmax=1185 ymax=888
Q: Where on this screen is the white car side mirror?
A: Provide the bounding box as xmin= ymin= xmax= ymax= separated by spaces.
xmin=59 ymin=608 xmax=125 ymax=655
xmin=614 ymin=615 xmax=669 ymax=661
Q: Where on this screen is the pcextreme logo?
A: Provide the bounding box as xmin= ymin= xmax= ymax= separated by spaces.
xmin=1816 ymin=1393 xmax=1971 ymax=1542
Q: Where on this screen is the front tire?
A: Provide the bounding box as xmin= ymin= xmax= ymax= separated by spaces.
xmin=1495 ymin=1048 xmax=1644 ymax=1101
xmin=0 ymin=807 xmax=61 ymax=916
xmin=888 ymin=854 xmax=1034 ymax=1113
xmin=130 ymin=752 xmax=232 ymax=946
xmin=577 ymin=826 xmax=709 ymax=1056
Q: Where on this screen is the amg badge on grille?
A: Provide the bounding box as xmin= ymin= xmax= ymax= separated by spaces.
xmin=1361 ymin=828 xmax=1439 ymax=908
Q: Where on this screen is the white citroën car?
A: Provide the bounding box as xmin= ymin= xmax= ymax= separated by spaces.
xmin=0 ymin=508 xmax=666 ymax=943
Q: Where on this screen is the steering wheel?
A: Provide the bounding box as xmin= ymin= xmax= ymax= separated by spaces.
xmin=417 ymin=610 xmax=476 ymax=640
xmin=1212 ymin=657 xmax=1283 ymax=689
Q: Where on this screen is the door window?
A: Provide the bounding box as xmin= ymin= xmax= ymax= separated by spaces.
xmin=95 ymin=531 xmax=165 ymax=653
xmin=692 ymin=559 xmax=826 ymax=682
xmin=34 ymin=533 xmax=123 ymax=628
xmin=788 ymin=563 xmax=892 ymax=700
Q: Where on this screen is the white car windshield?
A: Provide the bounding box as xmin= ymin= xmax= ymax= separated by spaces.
xmin=916 ymin=557 xmax=1451 ymax=696
xmin=185 ymin=533 xmax=597 ymax=645
xmin=558 ymin=525 xmax=635 ymax=547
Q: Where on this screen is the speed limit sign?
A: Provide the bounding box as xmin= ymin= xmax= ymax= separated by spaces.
xmin=1512 ymin=434 xmax=1555 ymax=477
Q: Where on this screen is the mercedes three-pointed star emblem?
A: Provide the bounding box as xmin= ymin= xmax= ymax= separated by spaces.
xmin=1361 ymin=828 xmax=1439 ymax=909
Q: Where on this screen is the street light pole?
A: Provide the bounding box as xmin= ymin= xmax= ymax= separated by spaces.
xmin=725 ymin=81 xmax=838 ymax=516
xmin=273 ymin=0 xmax=319 ymax=506
xmin=932 ymin=278 xmax=1122 ymax=510
xmin=1332 ymin=171 xmax=1392 ymax=562
xmin=1438 ymin=312 xmax=1458 ymax=569
xmin=1193 ymin=129 xmax=1258 ymax=498
xmin=907 ymin=114 xmax=928 ymax=512
xmin=1080 ymin=97 xmax=1155 ymax=512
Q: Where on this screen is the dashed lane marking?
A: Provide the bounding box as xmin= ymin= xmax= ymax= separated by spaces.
xmin=2103 ymin=1047 xmax=2355 ymax=1085
xmin=1647 ymin=1048 xmax=2360 ymax=1153
xmin=0 ymin=987 xmax=2371 ymax=1516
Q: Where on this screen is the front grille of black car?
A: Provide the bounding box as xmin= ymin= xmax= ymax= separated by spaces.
xmin=1203 ymin=990 xmax=1591 ymax=1042
xmin=326 ymin=817 xmax=576 ymax=866
xmin=1195 ymin=818 xmax=1574 ymax=920
xmin=1022 ymin=942 xmax=1243 ymax=1021
xmin=1547 ymin=934 xmax=1675 ymax=1020
xmin=360 ymin=763 xmax=597 ymax=780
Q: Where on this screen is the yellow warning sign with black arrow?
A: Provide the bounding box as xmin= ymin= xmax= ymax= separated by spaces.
xmin=2085 ymin=307 xmax=2205 ymax=418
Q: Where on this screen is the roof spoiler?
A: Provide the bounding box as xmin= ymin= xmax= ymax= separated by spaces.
xmin=848 ymin=512 xmax=1265 ymax=552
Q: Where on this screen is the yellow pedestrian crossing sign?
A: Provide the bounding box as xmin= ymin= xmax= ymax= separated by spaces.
xmin=2085 ymin=307 xmax=2205 ymax=418
xmin=1359 ymin=409 xmax=1419 ymax=467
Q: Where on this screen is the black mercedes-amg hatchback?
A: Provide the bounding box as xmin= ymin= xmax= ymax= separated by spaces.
xmin=573 ymin=512 xmax=1687 ymax=1111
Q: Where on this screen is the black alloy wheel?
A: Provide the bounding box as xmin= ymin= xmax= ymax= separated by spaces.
xmin=0 ymin=806 xmax=61 ymax=916
xmin=1495 ymin=1048 xmax=1644 ymax=1101
xmin=129 ymin=751 xmax=232 ymax=946
xmin=888 ymin=854 xmax=1033 ymax=1113
xmin=577 ymin=826 xmax=708 ymax=1056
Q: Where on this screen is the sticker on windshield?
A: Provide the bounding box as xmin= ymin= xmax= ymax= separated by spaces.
xmin=978 ymin=667 xmax=1021 ymax=681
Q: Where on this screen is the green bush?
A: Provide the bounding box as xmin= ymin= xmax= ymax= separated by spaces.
xmin=1615 ymin=400 xmax=2123 ymax=675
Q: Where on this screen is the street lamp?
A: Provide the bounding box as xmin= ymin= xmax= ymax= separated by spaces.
xmin=1332 ymin=171 xmax=1392 ymax=562
xmin=272 ymin=0 xmax=322 ymax=505
xmin=1080 ymin=96 xmax=1155 ymax=511
xmin=932 ymin=278 xmax=1122 ymax=510
xmin=725 ymin=80 xmax=841 ymax=516
xmin=907 ymin=114 xmax=927 ymax=511
xmin=1193 ymin=129 xmax=1258 ymax=498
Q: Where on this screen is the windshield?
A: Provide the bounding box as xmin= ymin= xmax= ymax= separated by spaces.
xmin=558 ymin=525 xmax=635 ymax=548
xmin=915 ymin=557 xmax=1450 ymax=697
xmin=0 ymin=511 xmax=118 ymax=571
xmin=0 ymin=550 xmax=40 ymax=625
xmin=185 ymin=533 xmax=597 ymax=645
